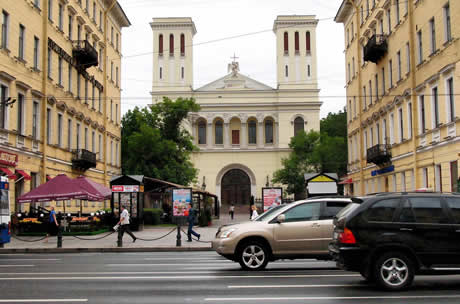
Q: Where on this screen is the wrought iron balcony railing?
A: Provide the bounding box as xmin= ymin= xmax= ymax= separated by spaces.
xmin=364 ymin=35 xmax=388 ymax=64
xmin=367 ymin=144 xmax=392 ymax=166
xmin=72 ymin=149 xmax=96 ymax=171
xmin=72 ymin=40 xmax=98 ymax=69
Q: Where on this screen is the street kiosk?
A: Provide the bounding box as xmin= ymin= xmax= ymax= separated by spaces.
xmin=110 ymin=175 xmax=144 ymax=231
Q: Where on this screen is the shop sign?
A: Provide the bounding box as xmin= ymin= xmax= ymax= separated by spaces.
xmin=262 ymin=187 xmax=283 ymax=212
xmin=112 ymin=185 xmax=140 ymax=192
xmin=0 ymin=151 xmax=18 ymax=167
xmin=371 ymin=165 xmax=395 ymax=176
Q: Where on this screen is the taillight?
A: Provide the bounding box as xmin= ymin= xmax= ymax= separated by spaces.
xmin=338 ymin=227 xmax=356 ymax=244
xmin=8 ymin=221 xmax=11 ymax=235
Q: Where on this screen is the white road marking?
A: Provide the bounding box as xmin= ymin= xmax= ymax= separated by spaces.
xmin=228 ymin=284 xmax=360 ymax=288
xmin=2 ymin=270 xmax=342 ymax=275
xmin=0 ymin=300 xmax=87 ymax=303
xmin=144 ymin=257 xmax=228 ymax=261
xmin=0 ymin=274 xmax=359 ymax=280
xmin=0 ymin=259 xmax=60 ymax=261
xmin=107 ymin=261 xmax=334 ymax=267
xmin=205 ymin=295 xmax=460 ymax=302
xmin=0 ymin=265 xmax=34 ymax=267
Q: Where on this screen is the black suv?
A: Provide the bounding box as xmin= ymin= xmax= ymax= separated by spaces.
xmin=329 ymin=192 xmax=460 ymax=291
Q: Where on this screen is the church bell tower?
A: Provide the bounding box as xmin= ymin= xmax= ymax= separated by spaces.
xmin=273 ymin=15 xmax=319 ymax=90
xmin=150 ymin=18 xmax=196 ymax=95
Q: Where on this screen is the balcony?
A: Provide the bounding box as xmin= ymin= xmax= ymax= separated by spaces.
xmin=367 ymin=144 xmax=392 ymax=166
xmin=364 ymin=35 xmax=388 ymax=64
xmin=72 ymin=149 xmax=96 ymax=171
xmin=72 ymin=40 xmax=98 ymax=69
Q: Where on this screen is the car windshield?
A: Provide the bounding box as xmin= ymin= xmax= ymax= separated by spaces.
xmin=254 ymin=204 xmax=286 ymax=221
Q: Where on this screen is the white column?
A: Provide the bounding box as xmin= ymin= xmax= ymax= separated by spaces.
xmin=257 ymin=122 xmax=264 ymax=148
xmin=207 ymin=123 xmax=212 ymax=148
xmin=224 ymin=123 xmax=230 ymax=148
xmin=241 ymin=123 xmax=247 ymax=148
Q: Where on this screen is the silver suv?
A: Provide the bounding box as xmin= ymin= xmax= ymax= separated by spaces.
xmin=212 ymin=197 xmax=352 ymax=270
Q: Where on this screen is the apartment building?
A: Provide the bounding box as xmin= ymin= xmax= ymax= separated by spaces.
xmin=0 ymin=0 xmax=130 ymax=212
xmin=335 ymin=0 xmax=459 ymax=195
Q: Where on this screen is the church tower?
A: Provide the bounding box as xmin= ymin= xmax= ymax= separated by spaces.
xmin=273 ymin=16 xmax=319 ymax=90
xmin=150 ymin=18 xmax=196 ymax=95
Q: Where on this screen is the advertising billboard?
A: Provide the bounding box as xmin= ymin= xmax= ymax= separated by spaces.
xmin=262 ymin=187 xmax=283 ymax=212
xmin=172 ymin=188 xmax=192 ymax=217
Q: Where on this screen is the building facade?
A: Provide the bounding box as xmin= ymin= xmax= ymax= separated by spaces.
xmin=150 ymin=16 xmax=321 ymax=210
xmin=0 ymin=0 xmax=130 ymax=212
xmin=335 ymin=0 xmax=459 ymax=195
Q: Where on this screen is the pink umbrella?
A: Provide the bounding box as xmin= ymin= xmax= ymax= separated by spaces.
xmin=17 ymin=174 xmax=100 ymax=203
xmin=73 ymin=176 xmax=111 ymax=201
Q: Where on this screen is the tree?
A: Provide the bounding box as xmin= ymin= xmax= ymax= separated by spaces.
xmin=121 ymin=97 xmax=200 ymax=186
xmin=272 ymin=109 xmax=348 ymax=198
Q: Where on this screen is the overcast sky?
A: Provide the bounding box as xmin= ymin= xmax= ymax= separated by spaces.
xmin=118 ymin=0 xmax=346 ymax=119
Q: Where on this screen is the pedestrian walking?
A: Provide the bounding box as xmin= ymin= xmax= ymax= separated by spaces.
xmin=229 ymin=204 xmax=235 ymax=220
xmin=250 ymin=205 xmax=259 ymax=220
xmin=187 ymin=203 xmax=200 ymax=242
xmin=45 ymin=206 xmax=59 ymax=243
xmin=116 ymin=205 xmax=137 ymax=243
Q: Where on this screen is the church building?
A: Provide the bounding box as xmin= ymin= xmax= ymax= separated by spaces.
xmin=150 ymin=16 xmax=321 ymax=210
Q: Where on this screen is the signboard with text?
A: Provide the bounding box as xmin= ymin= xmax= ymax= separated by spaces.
xmin=111 ymin=185 xmax=142 ymax=192
xmin=262 ymin=187 xmax=283 ymax=212
xmin=172 ymin=188 xmax=192 ymax=217
xmin=0 ymin=151 xmax=18 ymax=167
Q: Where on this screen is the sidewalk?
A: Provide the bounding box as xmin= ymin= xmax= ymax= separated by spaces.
xmin=0 ymin=213 xmax=250 ymax=253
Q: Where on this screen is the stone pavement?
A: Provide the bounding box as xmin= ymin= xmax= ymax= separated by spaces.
xmin=0 ymin=213 xmax=250 ymax=253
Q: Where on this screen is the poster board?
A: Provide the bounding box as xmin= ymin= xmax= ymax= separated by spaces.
xmin=262 ymin=187 xmax=283 ymax=212
xmin=172 ymin=188 xmax=192 ymax=217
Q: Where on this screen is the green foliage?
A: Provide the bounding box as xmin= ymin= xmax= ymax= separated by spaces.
xmin=121 ymin=97 xmax=200 ymax=186
xmin=143 ymin=208 xmax=163 ymax=225
xmin=198 ymin=208 xmax=212 ymax=227
xmin=272 ymin=109 xmax=348 ymax=197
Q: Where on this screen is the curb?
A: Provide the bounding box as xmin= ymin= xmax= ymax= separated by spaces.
xmin=0 ymin=246 xmax=213 ymax=254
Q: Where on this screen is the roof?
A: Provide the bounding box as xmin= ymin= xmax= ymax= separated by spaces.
xmin=304 ymin=173 xmax=338 ymax=182
xmin=196 ymin=72 xmax=274 ymax=92
xmin=334 ymin=0 xmax=354 ymax=23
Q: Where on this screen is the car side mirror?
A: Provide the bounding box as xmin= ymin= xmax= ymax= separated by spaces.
xmin=277 ymin=214 xmax=286 ymax=223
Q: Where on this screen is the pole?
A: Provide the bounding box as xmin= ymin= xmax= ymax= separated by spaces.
xmin=176 ymin=223 xmax=181 ymax=247
xmin=57 ymin=226 xmax=62 ymax=248
xmin=117 ymin=227 xmax=122 ymax=247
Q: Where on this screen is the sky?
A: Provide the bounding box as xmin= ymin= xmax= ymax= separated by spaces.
xmin=118 ymin=0 xmax=346 ymax=119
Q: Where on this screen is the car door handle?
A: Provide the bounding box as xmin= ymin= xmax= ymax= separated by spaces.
xmin=311 ymin=223 xmax=320 ymax=228
xmin=400 ymin=228 xmax=413 ymax=232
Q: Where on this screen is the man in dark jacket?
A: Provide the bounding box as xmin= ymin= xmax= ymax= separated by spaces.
xmin=187 ymin=203 xmax=200 ymax=242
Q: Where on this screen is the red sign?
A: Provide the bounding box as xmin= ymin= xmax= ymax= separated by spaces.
xmin=0 ymin=151 xmax=18 ymax=167
xmin=112 ymin=185 xmax=140 ymax=192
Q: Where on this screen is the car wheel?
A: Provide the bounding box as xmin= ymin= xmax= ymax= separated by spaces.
xmin=238 ymin=241 xmax=269 ymax=271
xmin=373 ymin=251 xmax=414 ymax=291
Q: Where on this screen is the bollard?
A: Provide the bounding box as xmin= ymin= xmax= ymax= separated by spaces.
xmin=176 ymin=224 xmax=181 ymax=247
xmin=57 ymin=226 xmax=63 ymax=248
xmin=117 ymin=227 xmax=123 ymax=247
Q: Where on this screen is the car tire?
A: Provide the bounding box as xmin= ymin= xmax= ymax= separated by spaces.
xmin=373 ymin=251 xmax=414 ymax=291
xmin=360 ymin=267 xmax=374 ymax=282
xmin=238 ymin=241 xmax=269 ymax=271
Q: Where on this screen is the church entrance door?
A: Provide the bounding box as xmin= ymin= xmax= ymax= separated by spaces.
xmin=221 ymin=169 xmax=250 ymax=207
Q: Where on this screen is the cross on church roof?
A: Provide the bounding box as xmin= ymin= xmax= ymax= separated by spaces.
xmin=231 ymin=53 xmax=239 ymax=62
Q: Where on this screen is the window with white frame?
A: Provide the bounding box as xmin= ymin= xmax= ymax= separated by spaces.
xmin=67 ymin=119 xmax=72 ymax=149
xmin=32 ymin=101 xmax=39 ymax=139
xmin=398 ymin=107 xmax=404 ymax=142
xmin=446 ymin=77 xmax=455 ymax=123
xmin=443 ymin=3 xmax=451 ymax=42
xmin=363 ymin=86 xmax=367 ymax=110
xmin=432 ymin=86 xmax=439 ymax=128
xmin=382 ymin=67 xmax=386 ymax=93
xmin=353 ymin=96 xmax=356 ymax=118
xmin=68 ymin=63 xmax=72 ymax=92
xmin=46 ymin=108 xmax=52 ymax=144
xmin=48 ymin=0 xmax=53 ymax=21
xmin=17 ymin=93 xmax=24 ymax=135
xmin=68 ymin=15 xmax=73 ymax=40
xmin=422 ymin=167 xmax=428 ymax=188
xmin=407 ymin=102 xmax=412 ymax=139
xmin=376 ymin=122 xmax=380 ymax=144
xmin=58 ymin=3 xmax=63 ymax=30
xmin=419 ymin=94 xmax=426 ymax=134
xmin=18 ymin=24 xmax=25 ymax=60
xmin=92 ymin=130 xmax=95 ymax=153
xmin=406 ymin=42 xmax=410 ymax=73
xmin=84 ymin=127 xmax=88 ymax=150
xmin=364 ymin=130 xmax=368 ymax=156
xmin=57 ymin=113 xmax=62 ymax=147
xmin=33 ymin=37 xmax=39 ymax=70
xmin=375 ymin=74 xmax=379 ymax=99
xmin=401 ymin=171 xmax=406 ymax=191
xmin=389 ymin=59 xmax=393 ymax=88
xmin=389 ymin=113 xmax=394 ymax=144
xmin=369 ymin=80 xmax=373 ymax=104
xmin=58 ymin=57 xmax=63 ymax=86
xmin=429 ymin=18 xmax=436 ymax=54
xmin=98 ymin=134 xmax=102 ymax=160
xmin=110 ymin=140 xmax=113 ymax=165
xmin=1 ymin=10 xmax=9 ymax=49
xmin=382 ymin=118 xmax=387 ymax=144
xmin=395 ymin=0 xmax=400 ymax=24
xmin=397 ymin=50 xmax=401 ymax=81
xmin=417 ymin=30 xmax=423 ymax=64
xmin=387 ymin=9 xmax=391 ymax=33
xmin=0 ymin=84 xmax=8 ymax=129
xmin=76 ymin=123 xmax=80 ymax=149
xmin=115 ymin=142 xmax=119 ymax=166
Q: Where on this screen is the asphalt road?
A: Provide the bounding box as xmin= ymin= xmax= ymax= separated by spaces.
xmin=1 ymin=251 xmax=460 ymax=303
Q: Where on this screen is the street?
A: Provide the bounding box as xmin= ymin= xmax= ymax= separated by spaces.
xmin=1 ymin=252 xmax=460 ymax=303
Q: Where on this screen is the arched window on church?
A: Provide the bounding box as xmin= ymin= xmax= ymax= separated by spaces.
xmin=215 ymin=120 xmax=223 ymax=145
xmin=265 ymin=119 xmax=274 ymax=144
xmin=180 ymin=34 xmax=185 ymax=56
xmin=159 ymin=34 xmax=163 ymax=55
xmin=306 ymin=31 xmax=311 ymax=54
xmin=198 ymin=121 xmax=206 ymax=145
xmin=169 ymin=34 xmax=174 ymax=56
xmin=294 ymin=117 xmax=304 ymax=135
xmin=248 ymin=120 xmax=257 ymax=144
xmin=295 ymin=32 xmax=299 ymax=53
xmin=283 ymin=32 xmax=288 ymax=54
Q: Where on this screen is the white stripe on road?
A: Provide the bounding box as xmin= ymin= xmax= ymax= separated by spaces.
xmin=228 ymin=284 xmax=360 ymax=288
xmin=205 ymin=295 xmax=460 ymax=302
xmin=0 ymin=259 xmax=60 ymax=261
xmin=0 ymin=274 xmax=359 ymax=280
xmin=2 ymin=270 xmax=342 ymax=275
xmin=0 ymin=300 xmax=87 ymax=303
xmin=107 ymin=261 xmax=333 ymax=267
xmin=144 ymin=257 xmax=227 ymax=261
xmin=0 ymin=265 xmax=34 ymax=267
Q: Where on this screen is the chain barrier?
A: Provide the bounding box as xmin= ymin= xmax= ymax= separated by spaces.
xmin=180 ymin=228 xmax=212 ymax=243
xmin=11 ymin=234 xmax=48 ymax=242
xmin=70 ymin=230 xmax=116 ymax=241
xmin=135 ymin=227 xmax=177 ymax=241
